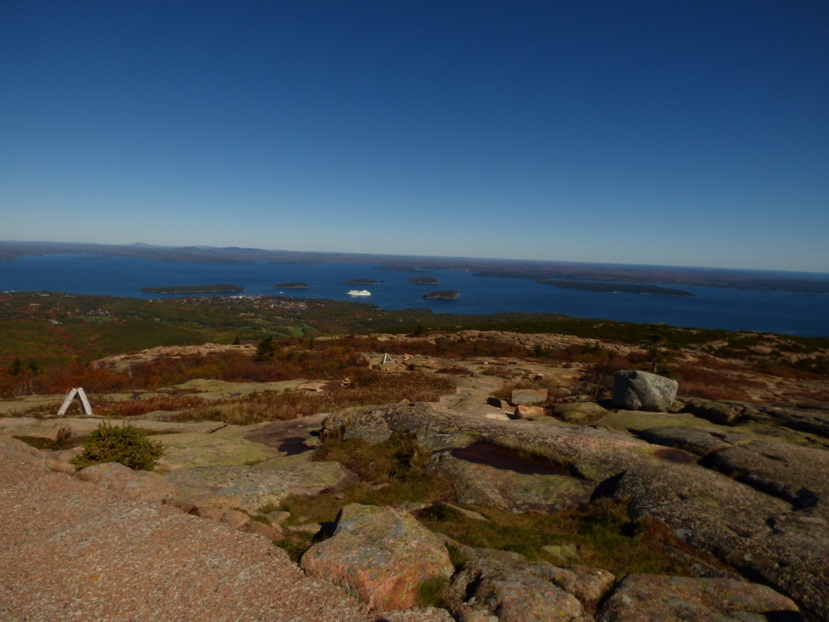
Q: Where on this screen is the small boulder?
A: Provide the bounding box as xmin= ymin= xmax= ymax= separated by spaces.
xmin=301 ymin=504 xmax=454 ymax=611
xmin=612 ymin=370 xmax=677 ymax=412
xmin=598 ymin=574 xmax=801 ymax=621
xmin=510 ymin=389 xmax=548 ymax=406
xmin=513 ymin=405 xmax=545 ymax=419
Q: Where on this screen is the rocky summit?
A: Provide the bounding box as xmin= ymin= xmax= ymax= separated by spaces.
xmin=2 ymin=330 xmax=829 ymax=621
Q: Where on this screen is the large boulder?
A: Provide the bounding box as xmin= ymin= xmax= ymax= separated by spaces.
xmin=164 ymin=453 xmax=355 ymax=513
xmin=608 ymin=459 xmax=828 ymax=618
xmin=301 ymin=504 xmax=454 ymax=611
xmin=612 ymin=370 xmax=677 ymax=412
xmin=428 ymin=444 xmax=594 ymax=513
xmin=77 ymin=462 xmax=177 ymax=503
xmin=598 ymin=574 xmax=801 ymax=621
xmin=447 ymin=558 xmax=586 ymax=622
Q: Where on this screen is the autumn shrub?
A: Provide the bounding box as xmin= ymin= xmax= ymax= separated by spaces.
xmin=100 ymin=395 xmax=206 ymax=417
xmin=71 ymin=422 xmax=164 ymax=471
xmin=666 ymin=363 xmax=766 ymax=401
xmin=174 ymin=370 xmax=456 ymax=425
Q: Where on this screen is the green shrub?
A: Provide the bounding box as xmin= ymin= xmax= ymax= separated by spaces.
xmin=416 ymin=575 xmax=450 ymax=609
xmin=72 ymin=422 xmax=164 ymax=470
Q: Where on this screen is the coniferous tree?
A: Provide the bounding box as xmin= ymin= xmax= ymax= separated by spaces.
xmin=255 ymin=336 xmax=276 ymax=362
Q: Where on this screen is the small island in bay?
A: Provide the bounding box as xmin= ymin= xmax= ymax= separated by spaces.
xmin=410 ymin=276 xmax=440 ymax=285
xmin=141 ymin=284 xmax=244 ymax=294
xmin=347 ymin=278 xmax=383 ymax=285
xmin=424 ymin=289 xmax=460 ymax=300
xmin=538 ymin=279 xmax=695 ymax=297
xmin=275 ymin=282 xmax=309 ymax=289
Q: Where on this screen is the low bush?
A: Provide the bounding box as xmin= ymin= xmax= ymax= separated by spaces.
xmin=72 ymin=422 xmax=164 ymax=470
xmin=99 ymin=395 xmax=206 ymax=417
xmin=174 ymin=370 xmax=456 ymax=425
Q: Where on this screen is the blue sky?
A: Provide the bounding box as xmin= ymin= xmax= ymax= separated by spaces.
xmin=2 ymin=1 xmax=828 ymax=272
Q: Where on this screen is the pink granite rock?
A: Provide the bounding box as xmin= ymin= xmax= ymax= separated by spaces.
xmin=77 ymin=462 xmax=177 ymax=503
xmin=301 ymin=504 xmax=454 ymax=611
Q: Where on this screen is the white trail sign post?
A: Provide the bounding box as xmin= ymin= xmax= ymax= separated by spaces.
xmin=57 ymin=387 xmax=93 ymax=416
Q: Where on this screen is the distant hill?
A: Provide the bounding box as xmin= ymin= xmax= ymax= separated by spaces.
xmin=2 ymin=240 xmax=827 ymax=294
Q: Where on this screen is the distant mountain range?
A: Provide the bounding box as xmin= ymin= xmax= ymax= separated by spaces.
xmin=1 ymin=240 xmax=827 ymax=295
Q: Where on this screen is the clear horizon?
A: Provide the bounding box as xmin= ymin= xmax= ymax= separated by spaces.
xmin=4 ymin=238 xmax=829 ymax=278
xmin=2 ymin=2 xmax=828 ymax=273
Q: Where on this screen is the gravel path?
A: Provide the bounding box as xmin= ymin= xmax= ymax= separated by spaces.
xmin=0 ymin=440 xmax=372 ymax=622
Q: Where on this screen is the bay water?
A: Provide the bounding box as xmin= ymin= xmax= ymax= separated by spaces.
xmin=1 ymin=254 xmax=827 ymax=337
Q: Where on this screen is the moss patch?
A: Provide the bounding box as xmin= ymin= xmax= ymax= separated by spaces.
xmin=415 ymin=498 xmax=725 ymax=578
xmin=597 ymin=410 xmax=719 ymax=433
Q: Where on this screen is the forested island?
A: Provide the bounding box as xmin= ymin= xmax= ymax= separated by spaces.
xmin=140 ymin=284 xmax=244 ymax=294
xmin=347 ymin=279 xmax=383 ymax=285
xmin=410 ymin=276 xmax=440 ymax=285
xmin=539 ymin=279 xmax=694 ymax=297
xmin=424 ymin=290 xmax=460 ymax=300
xmin=275 ymin=282 xmax=309 ymax=290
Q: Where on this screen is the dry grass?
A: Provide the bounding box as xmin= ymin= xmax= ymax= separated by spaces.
xmin=173 ymin=369 xmax=456 ymax=425
xmin=97 ymin=395 xmax=207 ymax=417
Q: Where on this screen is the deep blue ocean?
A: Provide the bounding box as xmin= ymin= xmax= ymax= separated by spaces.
xmin=2 ymin=254 xmax=828 ymax=337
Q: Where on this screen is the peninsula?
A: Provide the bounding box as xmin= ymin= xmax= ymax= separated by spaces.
xmin=140 ymin=284 xmax=244 ymax=294
xmin=275 ymin=282 xmax=309 ymax=290
xmin=539 ymin=279 xmax=695 ymax=297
